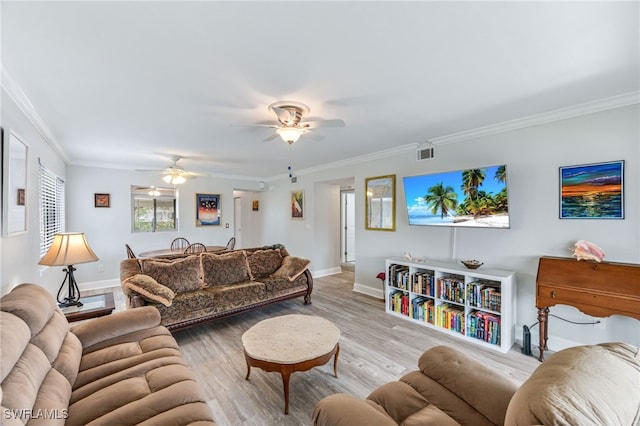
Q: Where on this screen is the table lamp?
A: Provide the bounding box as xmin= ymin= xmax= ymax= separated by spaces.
xmin=38 ymin=232 xmax=99 ymax=307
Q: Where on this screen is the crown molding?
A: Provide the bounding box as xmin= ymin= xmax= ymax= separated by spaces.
xmin=430 ymin=91 xmax=640 ymax=145
xmin=1 ymin=66 xmax=69 ymax=162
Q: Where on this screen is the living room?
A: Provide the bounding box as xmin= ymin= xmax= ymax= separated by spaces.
xmin=1 ymin=1 xmax=639 ymax=425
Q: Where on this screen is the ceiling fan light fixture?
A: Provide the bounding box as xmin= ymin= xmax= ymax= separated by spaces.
xmin=277 ymin=126 xmax=304 ymax=144
xmin=163 ymin=172 xmax=186 ymax=185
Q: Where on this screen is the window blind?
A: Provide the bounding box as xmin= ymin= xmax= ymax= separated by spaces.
xmin=39 ymin=161 xmax=65 ymax=259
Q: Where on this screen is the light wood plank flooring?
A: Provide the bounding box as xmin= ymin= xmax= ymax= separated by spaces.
xmin=89 ymin=269 xmax=541 ymax=426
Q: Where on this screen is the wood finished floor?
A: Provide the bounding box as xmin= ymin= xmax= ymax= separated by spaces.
xmin=90 ymin=269 xmax=541 ymax=426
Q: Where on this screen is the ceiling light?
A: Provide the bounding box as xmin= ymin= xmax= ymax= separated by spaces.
xmin=162 ymin=173 xmax=186 ymax=185
xmin=277 ymin=126 xmax=304 ymax=144
xmin=148 ymin=189 xmax=161 ymax=197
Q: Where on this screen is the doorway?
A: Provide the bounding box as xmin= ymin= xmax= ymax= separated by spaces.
xmin=234 ymin=196 xmax=242 ymax=249
xmin=341 ymin=189 xmax=355 ymax=264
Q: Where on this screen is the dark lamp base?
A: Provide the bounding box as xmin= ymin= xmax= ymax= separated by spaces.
xmin=58 ymin=299 xmax=84 ymax=308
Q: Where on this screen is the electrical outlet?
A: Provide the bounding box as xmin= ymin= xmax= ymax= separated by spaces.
xmin=593 ymin=317 xmax=606 ymax=330
xmin=97 ymin=264 xmax=104 ymax=272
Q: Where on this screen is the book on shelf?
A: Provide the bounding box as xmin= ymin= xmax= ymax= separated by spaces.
xmin=437 ymin=277 xmax=465 ymax=304
xmin=410 ymin=297 xmax=435 ymax=323
xmin=412 ymin=271 xmax=435 ymax=296
xmin=467 ymin=280 xmax=502 ymax=312
xmin=388 ymin=264 xmax=410 ymax=290
xmin=389 ymin=290 xmax=410 ymax=316
xmin=467 ymin=311 xmax=501 ymax=345
xmin=436 ymin=303 xmax=465 ymax=333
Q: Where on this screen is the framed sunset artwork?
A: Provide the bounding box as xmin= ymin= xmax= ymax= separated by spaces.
xmin=560 ymin=160 xmax=624 ymax=219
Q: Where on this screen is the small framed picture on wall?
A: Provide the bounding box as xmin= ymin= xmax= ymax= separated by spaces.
xmin=94 ymin=193 xmax=110 ymax=208
xmin=291 ymin=190 xmax=304 ymax=219
xmin=196 ymin=193 xmax=221 ymax=226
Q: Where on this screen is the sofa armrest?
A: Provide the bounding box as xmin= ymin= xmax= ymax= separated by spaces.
xmin=417 ymin=346 xmax=518 ymax=425
xmin=70 ymin=306 xmax=161 ymax=349
xmin=313 ymin=394 xmax=397 ymax=426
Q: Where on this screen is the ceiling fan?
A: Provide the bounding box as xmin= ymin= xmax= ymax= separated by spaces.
xmin=137 ymin=155 xmax=207 ymax=185
xmin=237 ymin=101 xmax=346 ymax=144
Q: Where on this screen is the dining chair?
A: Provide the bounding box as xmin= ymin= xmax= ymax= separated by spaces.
xmin=125 ymin=244 xmax=137 ymax=259
xmin=225 ymin=237 xmax=236 ymax=251
xmin=171 ymin=237 xmax=190 ymax=251
xmin=184 ymin=243 xmax=207 ymax=254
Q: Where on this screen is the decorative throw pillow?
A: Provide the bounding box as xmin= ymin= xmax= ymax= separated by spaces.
xmin=201 ymin=250 xmax=250 ymax=287
xmin=122 ymin=274 xmax=175 ymax=307
xmin=140 ymin=255 xmax=202 ymax=293
xmin=247 ymin=249 xmax=283 ymax=280
xmin=271 ymin=256 xmax=310 ymax=282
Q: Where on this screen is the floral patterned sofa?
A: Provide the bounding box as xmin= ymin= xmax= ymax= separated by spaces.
xmin=120 ymin=246 xmax=313 ymax=331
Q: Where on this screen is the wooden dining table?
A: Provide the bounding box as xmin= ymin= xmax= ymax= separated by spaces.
xmin=138 ymin=245 xmax=226 ymax=258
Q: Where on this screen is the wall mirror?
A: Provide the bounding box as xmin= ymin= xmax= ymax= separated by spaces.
xmin=2 ymin=129 xmax=28 ymax=236
xmin=365 ymin=174 xmax=395 ymax=231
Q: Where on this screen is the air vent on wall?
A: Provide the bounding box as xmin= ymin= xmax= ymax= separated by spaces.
xmin=416 ymin=141 xmax=436 ymax=161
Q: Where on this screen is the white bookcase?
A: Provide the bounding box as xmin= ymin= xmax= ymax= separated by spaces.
xmin=385 ymin=257 xmax=515 ymax=353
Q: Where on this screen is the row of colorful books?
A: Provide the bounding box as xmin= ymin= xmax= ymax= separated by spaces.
xmin=467 ymin=280 xmax=502 ymax=312
xmin=412 ymin=271 xmax=435 ymax=296
xmin=388 ymin=264 xmax=410 ymax=290
xmin=438 ymin=277 xmax=465 ymax=304
xmin=468 ymin=310 xmax=501 ymax=345
xmin=389 ymin=290 xmax=410 ymax=316
xmin=387 ymin=266 xmax=502 ymax=313
xmin=389 ymin=295 xmax=502 ymax=346
xmin=436 ymin=303 xmax=465 ymax=333
xmin=410 ymin=296 xmax=435 ymax=323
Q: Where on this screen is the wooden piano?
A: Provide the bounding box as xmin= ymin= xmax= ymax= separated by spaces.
xmin=536 ymin=256 xmax=640 ymax=361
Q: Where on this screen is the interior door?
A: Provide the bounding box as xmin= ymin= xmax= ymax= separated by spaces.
xmin=234 ymin=197 xmax=242 ymax=249
xmin=342 ymin=190 xmax=355 ymax=263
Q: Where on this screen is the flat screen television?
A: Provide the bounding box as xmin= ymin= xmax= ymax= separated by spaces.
xmin=402 ymin=164 xmax=510 ymax=228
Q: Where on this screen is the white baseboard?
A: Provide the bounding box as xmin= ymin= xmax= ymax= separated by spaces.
xmin=79 ymin=279 xmax=120 ymax=292
xmin=312 ymin=267 xmax=342 ymax=278
xmin=353 ymin=282 xmax=384 ymax=300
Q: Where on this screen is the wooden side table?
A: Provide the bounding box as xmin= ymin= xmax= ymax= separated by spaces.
xmin=242 ymin=314 xmax=340 ymax=414
xmin=61 ymin=292 xmax=115 ymax=322
xmin=536 ymin=256 xmax=640 ymax=361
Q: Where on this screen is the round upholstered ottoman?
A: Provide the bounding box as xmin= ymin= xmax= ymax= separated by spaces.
xmin=242 ymin=314 xmax=340 ymax=414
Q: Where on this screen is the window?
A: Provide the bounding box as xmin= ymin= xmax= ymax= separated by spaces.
xmin=39 ymin=160 xmax=65 ymax=258
xmin=131 ymin=186 xmax=177 ymax=232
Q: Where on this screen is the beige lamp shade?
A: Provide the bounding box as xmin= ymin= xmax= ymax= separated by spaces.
xmin=38 ymin=232 xmax=99 ymax=266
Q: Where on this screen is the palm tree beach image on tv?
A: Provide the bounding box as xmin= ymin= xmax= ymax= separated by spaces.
xmin=402 ymin=165 xmax=510 ymax=228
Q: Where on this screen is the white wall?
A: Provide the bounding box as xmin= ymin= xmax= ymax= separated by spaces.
xmin=65 ymin=166 xmax=262 ymax=286
xmin=263 ymin=104 xmax=639 ymax=350
xmin=0 ymin=92 xmax=67 ymax=295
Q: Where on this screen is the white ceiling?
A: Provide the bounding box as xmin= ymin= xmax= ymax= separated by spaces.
xmin=2 ymin=1 xmax=638 ymax=180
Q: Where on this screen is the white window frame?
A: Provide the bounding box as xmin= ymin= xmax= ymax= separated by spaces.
xmin=131 ymin=186 xmax=178 ymax=233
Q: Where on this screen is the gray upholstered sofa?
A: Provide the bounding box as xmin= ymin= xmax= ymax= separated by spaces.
xmin=120 ymin=246 xmax=313 ymax=331
xmin=313 ymin=343 xmax=640 ymax=426
xmin=1 ymin=283 xmax=215 ymax=425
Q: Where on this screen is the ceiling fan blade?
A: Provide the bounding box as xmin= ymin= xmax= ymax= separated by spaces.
xmin=184 ymin=171 xmax=209 ymax=178
xmin=263 ymin=133 xmax=280 ymax=142
xmin=307 ymin=133 xmax=326 ymax=142
xmin=304 ymin=118 xmax=346 ymax=128
xmin=231 ymin=123 xmax=279 ymax=128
